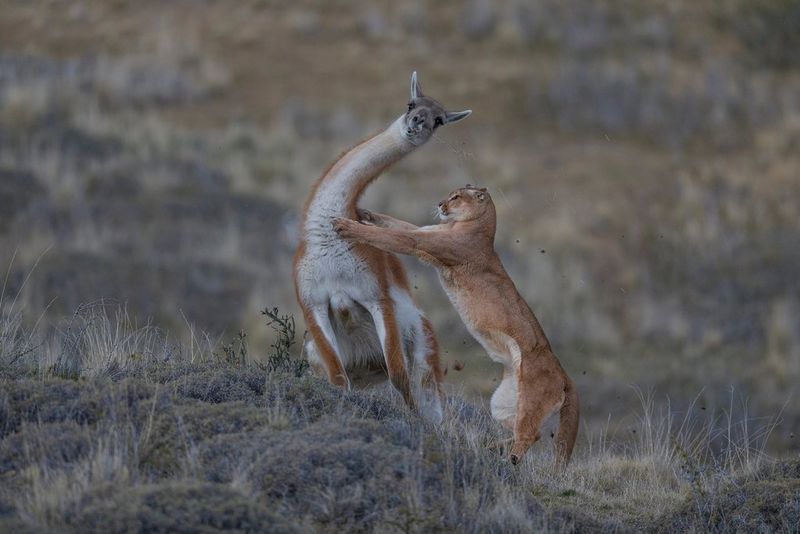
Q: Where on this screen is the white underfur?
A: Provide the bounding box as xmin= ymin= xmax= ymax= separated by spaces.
xmin=441 ymin=275 xmax=562 ymax=429
xmin=485 ymin=332 xmax=522 ymax=424
xmin=483 ymin=329 xmax=563 ymax=430
xmin=297 ymin=115 xmax=442 ymax=422
xmin=491 ymin=371 xmax=519 ymax=426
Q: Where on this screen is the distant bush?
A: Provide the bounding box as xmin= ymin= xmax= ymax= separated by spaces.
xmin=525 ymin=56 xmax=785 ymax=147
xmin=461 ymin=0 xmax=497 ymax=40
xmin=727 ymin=0 xmax=800 ymax=70
xmin=0 ymin=54 xmax=221 ymax=107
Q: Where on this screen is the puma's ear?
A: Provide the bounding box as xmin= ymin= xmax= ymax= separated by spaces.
xmin=445 ymin=109 xmax=472 ymax=124
xmin=476 ymin=191 xmax=486 ymax=201
xmin=410 ymin=71 xmax=423 ymax=100
xmin=478 ymin=187 xmax=488 ymax=192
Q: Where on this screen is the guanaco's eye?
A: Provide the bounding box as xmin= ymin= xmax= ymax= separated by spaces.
xmin=434 ymin=117 xmax=444 ymax=127
xmin=408 ymin=102 xmax=415 ymax=111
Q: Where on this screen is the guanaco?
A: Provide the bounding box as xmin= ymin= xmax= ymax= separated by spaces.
xmin=293 ymin=73 xmax=471 ymax=422
xmin=334 ymin=186 xmax=579 ymax=465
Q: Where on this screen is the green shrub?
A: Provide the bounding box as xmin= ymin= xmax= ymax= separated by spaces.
xmin=261 ymin=307 xmax=307 ymax=377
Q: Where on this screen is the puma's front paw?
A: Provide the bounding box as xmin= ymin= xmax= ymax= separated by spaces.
xmin=332 ymin=217 xmax=360 ymax=240
xmin=486 ymin=437 xmax=513 ymax=454
xmin=355 ymin=208 xmax=375 ymax=225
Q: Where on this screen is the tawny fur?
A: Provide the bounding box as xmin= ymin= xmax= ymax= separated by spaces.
xmin=292 ymin=73 xmax=470 ymax=422
xmin=334 ymin=187 xmax=579 ymax=466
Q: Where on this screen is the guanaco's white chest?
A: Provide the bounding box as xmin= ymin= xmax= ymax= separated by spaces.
xmin=297 ymin=229 xmax=378 ymax=308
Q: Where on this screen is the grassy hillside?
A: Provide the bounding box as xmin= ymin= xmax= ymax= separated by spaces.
xmin=0 ymin=0 xmax=798 ymax=477
xmin=1 ymin=310 xmax=797 ymax=532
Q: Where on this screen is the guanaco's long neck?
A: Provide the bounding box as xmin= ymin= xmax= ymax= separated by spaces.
xmin=304 ymin=116 xmax=414 ymax=230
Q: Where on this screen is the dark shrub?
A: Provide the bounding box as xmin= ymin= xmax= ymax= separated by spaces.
xmin=69 ymin=482 xmax=301 ymax=533
xmin=139 ymin=401 xmax=270 ymax=476
xmin=172 ymin=367 xmax=264 ymax=404
xmin=197 ymin=418 xmax=424 ymax=530
xmin=727 ymin=0 xmax=800 ymax=70
xmin=0 ymin=421 xmax=93 ymax=473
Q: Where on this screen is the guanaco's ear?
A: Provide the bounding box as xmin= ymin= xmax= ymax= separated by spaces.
xmin=445 ymin=109 xmax=472 ymax=124
xmin=410 ymin=71 xmax=423 ymax=100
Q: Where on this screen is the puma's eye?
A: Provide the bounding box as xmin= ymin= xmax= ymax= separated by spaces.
xmin=434 ymin=117 xmax=444 ymax=127
xmin=408 ymin=102 xmax=415 ymax=111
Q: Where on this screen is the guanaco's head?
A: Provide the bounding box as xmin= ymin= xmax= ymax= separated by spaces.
xmin=403 ymin=71 xmax=471 ymax=146
xmin=437 ymin=185 xmax=495 ymax=226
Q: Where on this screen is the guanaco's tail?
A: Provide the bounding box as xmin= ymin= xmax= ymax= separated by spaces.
xmin=555 ymin=376 xmax=580 ymax=468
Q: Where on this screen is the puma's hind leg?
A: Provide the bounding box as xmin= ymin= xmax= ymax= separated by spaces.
xmin=509 ymin=352 xmax=566 ymax=465
xmin=486 ymin=436 xmax=513 ymax=454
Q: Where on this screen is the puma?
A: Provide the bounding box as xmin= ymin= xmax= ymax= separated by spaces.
xmin=334 ymin=186 xmax=579 ymax=466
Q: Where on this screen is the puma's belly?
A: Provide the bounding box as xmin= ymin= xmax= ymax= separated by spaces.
xmin=439 ymin=274 xmax=520 ymax=369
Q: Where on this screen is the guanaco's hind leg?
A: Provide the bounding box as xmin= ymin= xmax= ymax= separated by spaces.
xmin=416 ymin=317 xmax=444 ymax=422
xmin=366 ymin=301 xmax=416 ymax=411
xmin=301 ymin=303 xmax=350 ymax=388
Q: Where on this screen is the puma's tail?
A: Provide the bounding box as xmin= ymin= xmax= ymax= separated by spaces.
xmin=555 ymin=376 xmax=580 ymax=468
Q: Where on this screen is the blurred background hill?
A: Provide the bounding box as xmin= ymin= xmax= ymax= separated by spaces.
xmin=1 ymin=0 xmax=798 ymax=452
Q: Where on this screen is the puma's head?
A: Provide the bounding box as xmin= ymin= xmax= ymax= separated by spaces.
xmin=403 ymin=71 xmax=471 ymax=146
xmin=436 ymin=184 xmax=495 ymax=223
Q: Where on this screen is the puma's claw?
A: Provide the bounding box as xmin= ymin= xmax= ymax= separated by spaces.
xmin=333 ymin=217 xmax=358 ymax=238
xmin=486 ymin=438 xmax=513 ymax=453
xmin=356 ymin=208 xmax=373 ymax=223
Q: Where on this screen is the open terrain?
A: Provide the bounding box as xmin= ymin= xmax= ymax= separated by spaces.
xmin=1 ymin=309 xmax=797 ymax=532
xmin=1 ymin=1 xmax=799 ymax=450
xmin=0 ymin=0 xmax=798 ymax=530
